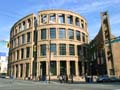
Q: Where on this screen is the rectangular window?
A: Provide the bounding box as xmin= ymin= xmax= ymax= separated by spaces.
xmin=41 ymin=14 xmax=47 ymax=24
xmin=27 ymin=32 xmax=30 ymax=42
xmin=49 ymin=14 xmax=56 ymax=23
xmin=76 ymin=31 xmax=80 ymax=41
xmin=77 ymin=45 xmax=81 ymax=56
xmin=50 ymin=61 xmax=56 ymax=75
xmin=17 ymin=50 xmax=19 ymax=60
xmin=69 ymin=44 xmax=75 ymax=55
xmin=58 ymin=14 xmax=65 ymax=24
xmin=26 ymin=47 xmax=30 ymax=58
xmin=18 ymin=36 xmax=20 ymax=45
xmin=59 ymin=44 xmax=66 ymax=55
xmin=40 ymin=44 xmax=46 ymax=56
xmin=82 ymin=33 xmax=85 ymax=42
xmin=41 ymin=29 xmax=46 ymax=40
xmin=50 ymin=44 xmax=56 ymax=55
xmin=59 ymin=28 xmax=66 ymax=39
xmin=67 ymin=15 xmax=73 ymax=24
xmin=68 ymin=29 xmax=74 ymax=39
xmin=50 ymin=28 xmax=56 ymax=39
xmin=81 ymin=20 xmax=84 ymax=28
xmin=22 ymin=34 xmax=25 ymax=44
xmin=83 ymin=47 xmax=86 ymax=57
xmin=75 ymin=17 xmax=80 ymax=26
xmin=21 ymin=48 xmax=24 ymax=59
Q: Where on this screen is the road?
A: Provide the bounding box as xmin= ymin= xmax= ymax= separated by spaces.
xmin=0 ymin=78 xmax=120 ymax=90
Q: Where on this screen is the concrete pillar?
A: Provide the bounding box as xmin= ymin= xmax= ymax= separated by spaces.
xmin=75 ymin=61 xmax=79 ymax=76
xmin=37 ymin=62 xmax=40 ymax=77
xmin=66 ymin=61 xmax=70 ymax=76
xmin=14 ymin=65 xmax=16 ymax=78
xmin=18 ymin=64 xmax=21 ymax=78
xmin=57 ymin=61 xmax=60 ymax=76
xmin=23 ymin=64 xmax=26 ymax=79
xmin=46 ymin=61 xmax=49 ymax=76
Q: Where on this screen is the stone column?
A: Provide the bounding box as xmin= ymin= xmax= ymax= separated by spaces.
xmin=14 ymin=65 xmax=16 ymax=78
xmin=66 ymin=61 xmax=70 ymax=76
xmin=57 ymin=61 xmax=60 ymax=76
xmin=18 ymin=64 xmax=21 ymax=78
xmin=37 ymin=62 xmax=40 ymax=77
xmin=23 ymin=64 xmax=26 ymax=79
xmin=75 ymin=61 xmax=79 ymax=76
xmin=46 ymin=61 xmax=49 ymax=76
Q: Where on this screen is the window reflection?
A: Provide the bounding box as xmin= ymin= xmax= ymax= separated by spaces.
xmin=59 ymin=28 xmax=66 ymax=39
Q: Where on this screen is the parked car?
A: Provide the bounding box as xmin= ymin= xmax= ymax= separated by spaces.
xmin=96 ymin=76 xmax=110 ymax=83
xmin=109 ymin=77 xmax=120 ymax=82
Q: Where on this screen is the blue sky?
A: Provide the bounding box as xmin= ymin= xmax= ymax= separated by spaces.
xmin=0 ymin=0 xmax=120 ymax=53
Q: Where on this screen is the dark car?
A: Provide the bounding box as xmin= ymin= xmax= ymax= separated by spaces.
xmin=96 ymin=76 xmax=110 ymax=83
xmin=109 ymin=77 xmax=120 ymax=82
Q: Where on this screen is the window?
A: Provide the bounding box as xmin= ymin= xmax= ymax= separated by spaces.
xmin=50 ymin=44 xmax=56 ymax=55
xmin=41 ymin=29 xmax=46 ymax=40
xmin=28 ymin=19 xmax=31 ymax=28
xmin=59 ymin=44 xmax=66 ymax=55
xmin=40 ymin=44 xmax=46 ymax=56
xmin=49 ymin=14 xmax=56 ymax=23
xmin=81 ymin=20 xmax=84 ymax=28
xmin=22 ymin=21 xmax=26 ymax=30
xmin=18 ymin=36 xmax=20 ymax=45
xmin=59 ymin=28 xmax=66 ymax=39
xmin=76 ymin=31 xmax=80 ymax=41
xmin=68 ymin=29 xmax=74 ymax=39
xmin=21 ymin=48 xmax=24 ymax=59
xmin=82 ymin=33 xmax=85 ymax=42
xmin=58 ymin=14 xmax=65 ymax=24
xmin=75 ymin=17 xmax=80 ymax=26
xmin=41 ymin=14 xmax=47 ymax=24
xmin=50 ymin=61 xmax=56 ymax=75
xmin=26 ymin=47 xmax=30 ymax=58
xmin=22 ymin=34 xmax=25 ymax=44
xmin=27 ymin=32 xmax=30 ymax=42
xmin=77 ymin=45 xmax=81 ymax=56
xmin=69 ymin=44 xmax=75 ymax=55
xmin=50 ymin=28 xmax=56 ymax=39
xmin=67 ymin=15 xmax=73 ymax=24
xmin=17 ymin=50 xmax=19 ymax=60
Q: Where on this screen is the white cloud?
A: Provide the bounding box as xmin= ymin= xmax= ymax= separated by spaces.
xmin=71 ymin=0 xmax=120 ymax=14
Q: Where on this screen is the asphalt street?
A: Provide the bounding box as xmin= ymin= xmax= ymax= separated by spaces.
xmin=0 ymin=78 xmax=120 ymax=90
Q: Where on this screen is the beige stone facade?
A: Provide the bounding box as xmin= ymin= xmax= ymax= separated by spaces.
xmin=8 ymin=10 xmax=89 ymax=81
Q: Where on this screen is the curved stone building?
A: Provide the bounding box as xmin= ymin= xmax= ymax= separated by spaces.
xmin=8 ymin=10 xmax=89 ymax=81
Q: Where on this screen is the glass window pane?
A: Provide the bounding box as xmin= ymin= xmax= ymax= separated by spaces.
xmin=68 ymin=29 xmax=74 ymax=39
xmin=26 ymin=47 xmax=30 ymax=58
xmin=27 ymin=32 xmax=30 ymax=42
xmin=59 ymin=44 xmax=66 ymax=55
xmin=82 ymin=33 xmax=85 ymax=42
xmin=76 ymin=31 xmax=80 ymax=41
xmin=41 ymin=29 xmax=46 ymax=40
xmin=59 ymin=28 xmax=66 ymax=39
xmin=69 ymin=44 xmax=75 ymax=55
xmin=50 ymin=44 xmax=56 ymax=55
xmin=49 ymin=14 xmax=56 ymax=23
xmin=75 ymin=18 xmax=80 ymax=26
xmin=50 ymin=28 xmax=56 ymax=39
xmin=40 ymin=44 xmax=46 ymax=56
xmin=58 ymin=14 xmax=65 ymax=24
xmin=22 ymin=34 xmax=25 ymax=44
xmin=67 ymin=15 xmax=73 ymax=24
xmin=50 ymin=61 xmax=56 ymax=75
xmin=41 ymin=14 xmax=47 ymax=24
